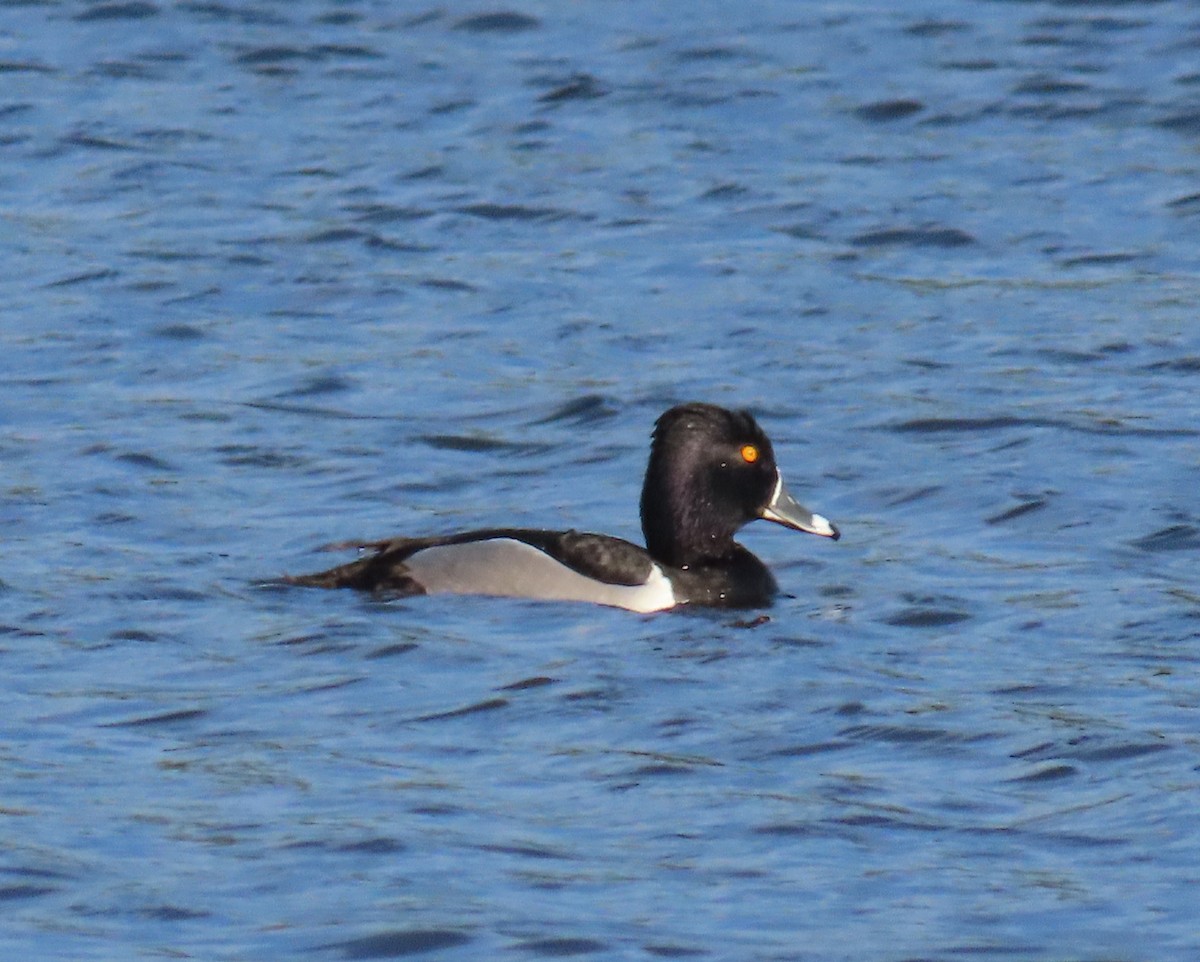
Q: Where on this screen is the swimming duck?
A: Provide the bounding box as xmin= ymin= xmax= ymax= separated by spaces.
xmin=284 ymin=402 xmax=839 ymax=611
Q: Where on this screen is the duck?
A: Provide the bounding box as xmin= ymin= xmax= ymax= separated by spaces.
xmin=283 ymin=402 xmax=839 ymax=612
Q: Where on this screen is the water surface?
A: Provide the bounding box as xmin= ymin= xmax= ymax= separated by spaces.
xmin=3 ymin=2 xmax=1200 ymax=959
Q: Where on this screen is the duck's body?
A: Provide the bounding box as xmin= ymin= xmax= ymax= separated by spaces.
xmin=284 ymin=403 xmax=839 ymax=611
xmin=288 ymin=527 xmax=781 ymax=612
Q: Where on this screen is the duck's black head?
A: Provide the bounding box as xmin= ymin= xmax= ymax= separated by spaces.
xmin=639 ymin=403 xmax=838 ymax=568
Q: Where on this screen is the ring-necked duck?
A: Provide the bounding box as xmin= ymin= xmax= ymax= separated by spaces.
xmin=284 ymin=402 xmax=839 ymax=611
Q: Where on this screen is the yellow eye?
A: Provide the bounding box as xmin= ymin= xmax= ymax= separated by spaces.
xmin=740 ymin=444 xmax=759 ymax=464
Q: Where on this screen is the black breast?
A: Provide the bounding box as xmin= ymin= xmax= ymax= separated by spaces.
xmin=666 ymin=544 xmax=779 ymax=608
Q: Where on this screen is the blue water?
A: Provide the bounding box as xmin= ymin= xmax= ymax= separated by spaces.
xmin=4 ymin=1 xmax=1200 ymax=959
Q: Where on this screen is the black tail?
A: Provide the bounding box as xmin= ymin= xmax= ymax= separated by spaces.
xmin=280 ymin=559 xmax=374 ymax=589
xmin=281 ymin=543 xmax=423 ymax=594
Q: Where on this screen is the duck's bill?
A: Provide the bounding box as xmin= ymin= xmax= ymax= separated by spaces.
xmin=760 ymin=473 xmax=840 ymax=540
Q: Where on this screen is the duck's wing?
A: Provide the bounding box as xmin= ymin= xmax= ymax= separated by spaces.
xmin=513 ymin=530 xmax=657 ymax=586
xmin=282 ymin=529 xmax=676 ymax=612
xmin=280 ymin=532 xmax=463 ymax=594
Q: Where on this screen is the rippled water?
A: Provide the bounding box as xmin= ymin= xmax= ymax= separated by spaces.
xmin=4 ymin=1 xmax=1200 ymax=959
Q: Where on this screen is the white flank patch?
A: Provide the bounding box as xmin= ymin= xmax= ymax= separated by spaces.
xmin=403 ymin=538 xmax=676 ymax=613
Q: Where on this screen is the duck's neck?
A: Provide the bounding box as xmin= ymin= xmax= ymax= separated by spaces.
xmin=640 ymin=484 xmax=737 ymax=569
